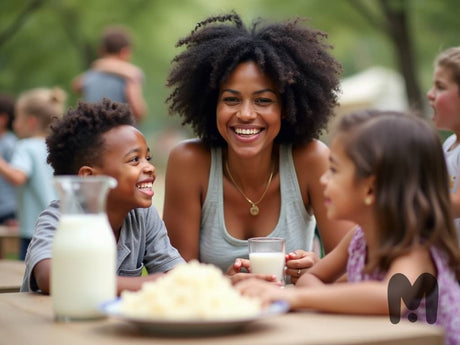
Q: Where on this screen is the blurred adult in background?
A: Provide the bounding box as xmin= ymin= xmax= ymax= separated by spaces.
xmin=0 ymin=93 xmax=18 ymax=226
xmin=71 ymin=25 xmax=147 ymax=123
xmin=163 ymin=13 xmax=355 ymax=284
xmin=0 ymin=88 xmax=66 ymax=259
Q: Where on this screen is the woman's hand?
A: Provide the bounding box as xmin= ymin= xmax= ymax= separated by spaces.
xmin=285 ymin=250 xmax=319 ymax=284
xmin=226 ymin=258 xmax=251 ymax=275
xmin=226 ymin=258 xmax=278 ymax=285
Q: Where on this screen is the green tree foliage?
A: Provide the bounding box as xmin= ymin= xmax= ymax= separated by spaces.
xmin=1 ymin=0 xmax=459 ymax=132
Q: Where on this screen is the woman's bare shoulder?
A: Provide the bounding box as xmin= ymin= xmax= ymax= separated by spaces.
xmin=167 ymin=139 xmax=212 ymax=188
xmin=292 ymin=139 xmax=330 ymax=165
xmin=165 ymin=139 xmax=213 ymax=200
xmin=168 ymin=138 xmax=211 ymax=163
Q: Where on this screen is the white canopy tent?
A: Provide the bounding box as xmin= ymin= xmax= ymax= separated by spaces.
xmin=323 ymin=66 xmax=408 ymax=143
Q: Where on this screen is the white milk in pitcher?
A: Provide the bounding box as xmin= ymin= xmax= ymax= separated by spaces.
xmin=249 ymin=252 xmax=285 ymax=282
xmin=51 ymin=214 xmax=116 ymax=320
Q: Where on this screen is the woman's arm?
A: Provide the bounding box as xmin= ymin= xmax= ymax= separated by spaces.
xmin=162 ymin=140 xmax=209 ymax=261
xmin=450 ymin=186 xmax=460 ymax=218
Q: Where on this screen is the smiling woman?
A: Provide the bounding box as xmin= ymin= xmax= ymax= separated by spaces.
xmin=162 ymin=12 xmax=355 ymax=284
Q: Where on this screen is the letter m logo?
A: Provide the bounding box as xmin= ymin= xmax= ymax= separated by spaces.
xmin=387 ymin=273 xmax=438 ymax=324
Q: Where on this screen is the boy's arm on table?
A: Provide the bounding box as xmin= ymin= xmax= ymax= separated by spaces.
xmin=33 ymin=258 xmax=165 ymax=296
xmin=33 ymin=259 xmax=51 ymax=294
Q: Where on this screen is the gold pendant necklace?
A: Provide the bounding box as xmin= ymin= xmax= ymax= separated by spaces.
xmin=225 ymin=160 xmax=274 ymax=216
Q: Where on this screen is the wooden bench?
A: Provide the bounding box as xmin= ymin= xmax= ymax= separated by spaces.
xmin=0 ymin=225 xmax=20 ymax=259
xmin=0 ymin=259 xmax=25 ymax=292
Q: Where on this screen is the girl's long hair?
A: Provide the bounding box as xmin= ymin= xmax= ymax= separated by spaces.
xmin=338 ymin=111 xmax=460 ymax=278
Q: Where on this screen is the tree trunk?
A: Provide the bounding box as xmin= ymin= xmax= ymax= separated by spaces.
xmin=379 ymin=0 xmax=425 ymax=115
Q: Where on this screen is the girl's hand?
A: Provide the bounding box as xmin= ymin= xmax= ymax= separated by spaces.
xmin=236 ymin=278 xmax=287 ymax=307
xmin=226 ymin=258 xmax=278 ymax=285
xmin=285 ymin=250 xmax=319 ymax=284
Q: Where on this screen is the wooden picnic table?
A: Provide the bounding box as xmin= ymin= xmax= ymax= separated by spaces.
xmin=0 ymin=225 xmax=20 ymax=259
xmin=0 ymin=259 xmax=25 ymax=292
xmin=0 ymin=292 xmax=444 ymax=345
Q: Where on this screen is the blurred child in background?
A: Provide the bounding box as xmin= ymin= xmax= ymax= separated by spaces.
xmin=0 ymin=87 xmax=66 ymax=259
xmin=0 ymin=93 xmax=17 ymax=226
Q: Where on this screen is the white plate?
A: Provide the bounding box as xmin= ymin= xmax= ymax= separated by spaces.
xmin=100 ymin=298 xmax=289 ymax=336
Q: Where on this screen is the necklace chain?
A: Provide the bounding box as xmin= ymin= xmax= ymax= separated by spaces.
xmin=225 ymin=160 xmax=274 ymax=216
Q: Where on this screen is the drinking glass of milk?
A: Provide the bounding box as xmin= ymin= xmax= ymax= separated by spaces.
xmin=248 ymin=237 xmax=286 ymax=284
xmin=51 ymin=175 xmax=117 ymax=321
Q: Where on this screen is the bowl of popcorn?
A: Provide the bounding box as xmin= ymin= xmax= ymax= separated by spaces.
xmin=100 ymin=260 xmax=288 ymax=335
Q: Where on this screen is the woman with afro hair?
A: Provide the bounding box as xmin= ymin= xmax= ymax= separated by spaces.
xmin=163 ymin=12 xmax=355 ymax=284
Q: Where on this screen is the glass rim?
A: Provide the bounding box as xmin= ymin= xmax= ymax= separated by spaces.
xmin=248 ymin=237 xmax=285 ymax=242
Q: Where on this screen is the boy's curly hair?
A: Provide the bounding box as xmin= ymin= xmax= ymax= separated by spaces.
xmin=166 ymin=12 xmax=342 ymax=147
xmin=46 ymin=98 xmax=135 ymax=175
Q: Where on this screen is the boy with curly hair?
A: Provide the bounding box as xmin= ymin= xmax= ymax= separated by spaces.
xmin=21 ymin=99 xmax=183 ymax=294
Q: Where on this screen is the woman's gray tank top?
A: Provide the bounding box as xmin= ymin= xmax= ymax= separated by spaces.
xmin=200 ymin=144 xmax=316 ymax=272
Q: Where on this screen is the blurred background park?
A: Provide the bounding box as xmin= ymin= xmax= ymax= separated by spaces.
xmin=1 ymin=0 xmax=459 ymax=212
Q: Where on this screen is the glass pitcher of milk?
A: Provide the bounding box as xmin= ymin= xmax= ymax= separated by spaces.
xmin=51 ymin=175 xmax=117 ymax=321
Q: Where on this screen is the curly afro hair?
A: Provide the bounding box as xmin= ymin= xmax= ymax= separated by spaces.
xmin=166 ymin=12 xmax=342 ymax=147
xmin=46 ymin=98 xmax=135 ymax=175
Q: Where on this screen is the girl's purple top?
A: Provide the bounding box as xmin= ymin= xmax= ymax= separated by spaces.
xmin=347 ymin=226 xmax=460 ymax=345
